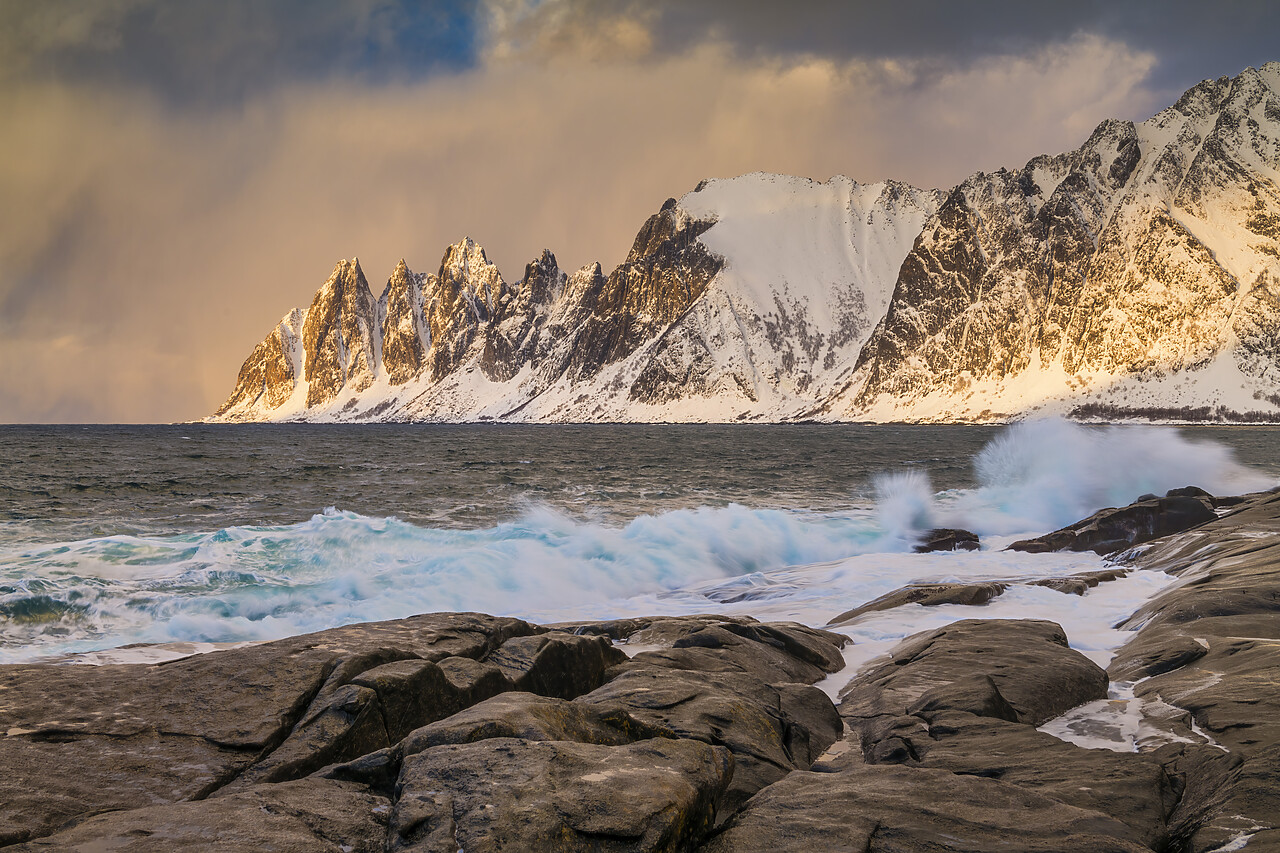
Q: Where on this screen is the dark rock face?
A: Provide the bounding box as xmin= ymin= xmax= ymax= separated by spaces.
xmin=0 ymin=612 xmax=533 ymax=844
xmin=913 ymin=527 xmax=980 ymax=552
xmin=1008 ymin=489 xmax=1217 ymax=554
xmin=839 ymin=619 xmax=1109 ymax=741
xmin=1089 ymin=490 xmax=1280 ymax=852
xmin=424 ymin=238 xmax=508 ymax=381
xmin=571 ymin=199 xmax=723 ymax=384
xmin=485 ymin=631 xmax=626 ymax=699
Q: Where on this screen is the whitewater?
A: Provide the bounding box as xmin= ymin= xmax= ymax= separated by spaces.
xmin=2 ymin=420 xmax=1276 ymax=670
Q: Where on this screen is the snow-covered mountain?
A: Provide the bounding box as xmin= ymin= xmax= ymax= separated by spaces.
xmin=213 ymin=64 xmax=1280 ymax=424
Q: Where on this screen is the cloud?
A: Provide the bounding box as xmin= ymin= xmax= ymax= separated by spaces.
xmin=0 ymin=27 xmax=1168 ymax=422
xmin=0 ymin=0 xmax=481 ymax=105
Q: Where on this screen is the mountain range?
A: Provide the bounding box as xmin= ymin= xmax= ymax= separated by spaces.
xmin=212 ymin=63 xmax=1280 ymax=424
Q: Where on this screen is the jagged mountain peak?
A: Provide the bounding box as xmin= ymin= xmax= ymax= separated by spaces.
xmin=212 ymin=62 xmax=1280 ymax=425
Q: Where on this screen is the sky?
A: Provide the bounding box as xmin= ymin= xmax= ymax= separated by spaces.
xmin=1 ymin=0 xmax=1277 ymax=423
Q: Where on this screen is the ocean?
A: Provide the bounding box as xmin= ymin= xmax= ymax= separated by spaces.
xmin=2 ymin=420 xmax=1278 ymax=670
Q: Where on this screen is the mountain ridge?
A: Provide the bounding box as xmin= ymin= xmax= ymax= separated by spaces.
xmin=212 ymin=63 xmax=1280 ymax=424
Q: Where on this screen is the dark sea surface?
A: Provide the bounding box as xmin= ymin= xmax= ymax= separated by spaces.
xmin=1 ymin=422 xmax=1277 ymax=662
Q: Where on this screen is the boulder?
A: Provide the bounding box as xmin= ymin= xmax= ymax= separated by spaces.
xmin=399 ymin=691 xmax=676 ymax=753
xmin=564 ymin=615 xmax=847 ymax=676
xmin=486 ymin=631 xmax=626 ymax=699
xmin=901 ymin=711 xmax=1182 ymax=849
xmin=389 ymin=737 xmax=731 ymax=852
xmin=913 ymin=527 xmax=980 ymax=552
xmin=617 ymin=623 xmax=835 ymax=683
xmin=579 ymin=666 xmax=840 ymax=812
xmin=839 ymin=619 xmax=1109 ymax=735
xmin=1007 ymin=492 xmax=1216 ymax=554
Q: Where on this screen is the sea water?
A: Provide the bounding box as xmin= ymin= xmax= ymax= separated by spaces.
xmin=1 ymin=420 xmax=1277 ymax=669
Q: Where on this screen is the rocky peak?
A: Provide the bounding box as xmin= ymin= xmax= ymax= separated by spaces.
xmin=380 ymin=259 xmax=429 ymax=386
xmin=566 ymin=197 xmax=723 ymax=379
xmin=425 ymin=238 xmax=509 ymax=380
xmin=516 ymin=249 xmax=565 ymax=309
xmin=214 ymin=308 xmax=304 ymax=417
xmin=301 ymin=258 xmax=379 ymax=408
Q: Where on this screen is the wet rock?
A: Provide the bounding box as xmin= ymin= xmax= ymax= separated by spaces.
xmin=619 ymin=623 xmax=835 ymax=683
xmin=1030 ymin=567 xmax=1129 ymax=595
xmin=913 ymin=527 xmax=980 ymax=552
xmin=565 ymin=615 xmax=847 ymax=677
xmin=903 ymin=711 xmax=1182 ymax=849
xmin=389 ymin=737 xmax=731 ymax=852
xmin=399 ymin=691 xmax=676 ymax=753
xmin=840 ymin=619 xmax=1109 ymax=734
xmin=579 ymin=666 xmax=840 ymax=812
xmin=487 ymin=631 xmax=626 ymax=699
xmin=1099 ymin=490 xmax=1280 ymax=847
xmin=828 ymin=582 xmax=1007 ymax=625
xmin=1008 ymin=493 xmax=1216 ymax=554
xmin=8 ymin=778 xmax=389 ymax=852
xmin=697 ymin=764 xmax=1149 ymax=853
xmin=0 ymin=612 xmax=533 ymax=844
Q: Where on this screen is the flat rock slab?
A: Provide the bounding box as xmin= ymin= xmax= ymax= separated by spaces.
xmin=828 ymin=582 xmax=1007 ymax=625
xmin=390 ymin=737 xmax=731 ymax=852
xmin=698 ymin=764 xmax=1149 ymax=853
xmin=1029 ymin=567 xmax=1129 ymax=595
xmin=8 ymin=778 xmax=389 ymax=852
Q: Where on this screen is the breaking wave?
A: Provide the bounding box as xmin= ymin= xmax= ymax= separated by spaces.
xmin=1 ymin=418 xmax=1273 ymax=662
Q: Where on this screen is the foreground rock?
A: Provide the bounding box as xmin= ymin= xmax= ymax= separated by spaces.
xmin=10 ymin=778 xmax=389 ymax=853
xmin=1008 ymin=487 xmax=1217 ymax=554
xmin=1105 ymin=490 xmax=1280 ymax=852
xmin=0 ymin=614 xmax=844 ymax=851
xmin=389 ymin=737 xmax=730 ymax=852
xmin=700 ymin=764 xmax=1149 ymax=853
xmin=8 ymin=492 xmax=1280 ymax=851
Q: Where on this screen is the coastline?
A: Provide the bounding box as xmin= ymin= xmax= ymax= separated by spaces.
xmin=4 ymin=487 xmax=1279 ymax=850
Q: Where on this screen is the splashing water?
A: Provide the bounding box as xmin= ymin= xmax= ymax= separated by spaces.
xmin=1 ymin=418 xmax=1275 ymax=662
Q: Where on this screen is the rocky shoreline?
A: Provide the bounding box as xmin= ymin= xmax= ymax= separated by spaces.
xmin=2 ymin=490 xmax=1279 ymax=851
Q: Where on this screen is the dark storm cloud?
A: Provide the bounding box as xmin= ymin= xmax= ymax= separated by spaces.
xmin=492 ymin=0 xmax=1279 ymax=95
xmin=0 ymin=0 xmax=481 ymax=105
